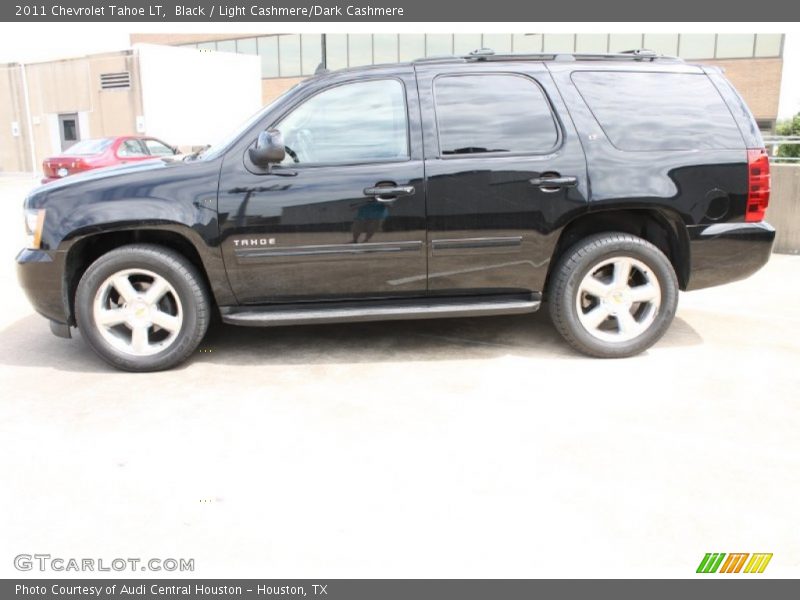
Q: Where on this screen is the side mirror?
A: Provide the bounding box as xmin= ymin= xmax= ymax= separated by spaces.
xmin=249 ymin=129 xmax=286 ymax=169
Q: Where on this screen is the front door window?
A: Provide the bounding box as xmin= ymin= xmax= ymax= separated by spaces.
xmin=276 ymin=79 xmax=409 ymax=165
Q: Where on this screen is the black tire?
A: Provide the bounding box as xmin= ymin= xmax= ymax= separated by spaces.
xmin=548 ymin=232 xmax=679 ymax=358
xmin=75 ymin=244 xmax=211 ymax=372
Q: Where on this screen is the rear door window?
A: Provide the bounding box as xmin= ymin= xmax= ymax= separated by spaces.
xmin=571 ymin=71 xmax=744 ymax=151
xmin=433 ymin=74 xmax=559 ymax=156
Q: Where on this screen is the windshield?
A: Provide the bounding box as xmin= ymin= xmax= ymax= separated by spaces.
xmin=61 ymin=138 xmax=113 ymax=156
xmin=194 ymin=83 xmax=301 ymax=161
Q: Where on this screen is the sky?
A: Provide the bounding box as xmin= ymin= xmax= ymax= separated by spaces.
xmin=0 ymin=25 xmax=798 ymax=119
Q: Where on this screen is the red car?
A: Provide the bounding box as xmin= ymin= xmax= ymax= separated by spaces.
xmin=41 ymin=136 xmax=179 ymax=184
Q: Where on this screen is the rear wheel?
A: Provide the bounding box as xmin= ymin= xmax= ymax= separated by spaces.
xmin=75 ymin=244 xmax=210 ymax=371
xmin=548 ymin=232 xmax=678 ymax=358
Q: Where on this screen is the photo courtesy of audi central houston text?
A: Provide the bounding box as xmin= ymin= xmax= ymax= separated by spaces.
xmin=15 ymin=43 xmax=777 ymax=371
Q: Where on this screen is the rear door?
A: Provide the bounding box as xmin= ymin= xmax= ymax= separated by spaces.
xmin=415 ymin=61 xmax=589 ymax=296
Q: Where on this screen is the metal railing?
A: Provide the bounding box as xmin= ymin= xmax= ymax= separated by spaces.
xmin=764 ymin=136 xmax=800 ymax=163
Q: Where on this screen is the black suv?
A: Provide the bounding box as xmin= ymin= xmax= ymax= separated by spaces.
xmin=17 ymin=50 xmax=775 ymax=371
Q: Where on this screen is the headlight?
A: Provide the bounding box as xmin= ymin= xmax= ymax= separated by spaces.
xmin=23 ymin=208 xmax=46 ymax=249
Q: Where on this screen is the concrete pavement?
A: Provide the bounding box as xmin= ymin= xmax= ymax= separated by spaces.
xmin=1 ymin=174 xmax=798 ymax=578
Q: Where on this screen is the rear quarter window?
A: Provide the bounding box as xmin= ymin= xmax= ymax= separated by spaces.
xmin=571 ymin=71 xmax=744 ymax=152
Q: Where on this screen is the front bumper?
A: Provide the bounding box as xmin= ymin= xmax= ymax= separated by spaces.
xmin=16 ymin=248 xmax=70 ymax=325
xmin=685 ymin=221 xmax=775 ymax=291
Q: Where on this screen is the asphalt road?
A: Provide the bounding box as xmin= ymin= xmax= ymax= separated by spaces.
xmin=1 ymin=174 xmax=799 ymax=578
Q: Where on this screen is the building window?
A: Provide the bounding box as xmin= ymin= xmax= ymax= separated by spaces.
xmin=482 ymin=34 xmax=511 ymax=53
xmin=434 ymin=74 xmax=558 ymax=156
xmin=575 ymin=34 xmax=607 ymax=53
xmin=643 ymin=33 xmax=678 ymax=56
xmin=678 ymin=34 xmax=716 ymax=59
xmin=236 ymin=38 xmax=257 ymax=55
xmin=279 ymin=35 xmax=302 ymax=76
xmin=399 ymin=34 xmax=425 ymax=62
xmin=609 ymin=34 xmax=644 ymax=53
xmin=348 ymin=34 xmax=373 ymax=67
xmin=373 ymin=34 xmax=398 ymax=63
xmin=543 ymin=34 xmax=575 ymax=53
xmin=301 ymin=34 xmax=322 ymax=75
xmin=426 ymin=34 xmax=453 ymax=56
xmin=216 ymin=39 xmax=236 ymax=53
xmin=326 ymin=34 xmax=348 ymax=70
xmin=715 ymin=34 xmax=756 ymax=59
xmin=513 ymin=34 xmax=543 ymax=53
xmin=455 ymin=34 xmax=483 ymax=55
xmin=754 ymin=34 xmax=782 ymax=58
xmin=257 ymin=36 xmax=279 ymax=78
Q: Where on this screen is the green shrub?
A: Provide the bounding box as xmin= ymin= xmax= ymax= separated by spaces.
xmin=776 ymin=114 xmax=800 ymax=158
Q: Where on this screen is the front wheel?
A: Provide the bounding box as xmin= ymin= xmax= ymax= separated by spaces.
xmin=75 ymin=244 xmax=211 ymax=371
xmin=548 ymin=233 xmax=679 ymax=358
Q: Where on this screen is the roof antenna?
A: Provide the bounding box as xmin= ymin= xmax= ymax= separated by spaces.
xmin=314 ymin=62 xmax=328 ymax=75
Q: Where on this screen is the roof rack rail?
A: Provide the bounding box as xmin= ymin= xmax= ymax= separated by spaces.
xmin=412 ymin=48 xmax=682 ymax=64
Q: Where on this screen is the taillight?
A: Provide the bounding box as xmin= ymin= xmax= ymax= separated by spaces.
xmin=746 ymin=148 xmax=770 ymax=222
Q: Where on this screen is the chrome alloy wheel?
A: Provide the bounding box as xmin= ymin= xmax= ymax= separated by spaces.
xmin=92 ymin=268 xmax=183 ymax=357
xmin=575 ymin=257 xmax=661 ymax=343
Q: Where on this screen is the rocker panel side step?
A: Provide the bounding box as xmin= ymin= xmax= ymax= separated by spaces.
xmin=220 ymin=293 xmax=541 ymax=327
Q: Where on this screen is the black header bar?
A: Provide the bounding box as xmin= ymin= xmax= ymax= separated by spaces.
xmin=3 ymin=0 xmax=800 ymax=22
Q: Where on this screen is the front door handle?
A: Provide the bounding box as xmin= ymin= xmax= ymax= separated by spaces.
xmin=363 ymin=185 xmax=415 ymax=202
xmin=529 ymin=175 xmax=578 ymax=190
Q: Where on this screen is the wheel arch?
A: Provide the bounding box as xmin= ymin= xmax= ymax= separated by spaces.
xmin=545 ymin=207 xmax=690 ymax=293
xmin=62 ymin=225 xmax=230 ymax=326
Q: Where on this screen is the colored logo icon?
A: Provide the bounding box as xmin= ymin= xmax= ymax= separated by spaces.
xmin=697 ymin=553 xmax=773 ymax=573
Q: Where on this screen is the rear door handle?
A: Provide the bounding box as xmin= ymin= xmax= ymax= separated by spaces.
xmin=529 ymin=176 xmax=578 ymax=190
xmin=363 ymin=185 xmax=415 ymax=202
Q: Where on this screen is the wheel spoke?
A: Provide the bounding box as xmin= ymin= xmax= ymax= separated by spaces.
xmin=144 ymin=277 xmax=170 ymax=305
xmin=581 ymin=275 xmax=611 ymax=299
xmin=96 ymin=308 xmax=128 ymax=327
xmin=151 ymin=310 xmax=181 ymax=332
xmin=112 ymin=275 xmax=138 ymax=303
xmin=612 ymin=258 xmax=632 ymax=287
xmin=629 ymin=283 xmax=658 ymax=303
xmin=130 ymin=325 xmax=150 ymax=353
xmin=582 ymin=305 xmax=611 ymax=330
xmin=616 ymin=309 xmax=640 ymax=336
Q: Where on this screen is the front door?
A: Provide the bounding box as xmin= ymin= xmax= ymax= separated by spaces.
xmin=218 ymin=73 xmax=427 ymax=305
xmin=415 ymin=63 xmax=589 ymax=296
xmin=58 ymin=113 xmax=79 ymax=152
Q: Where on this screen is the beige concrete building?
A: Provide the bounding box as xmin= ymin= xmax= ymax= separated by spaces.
xmin=1 ymin=51 xmax=142 ymax=172
xmin=130 ymin=32 xmax=786 ymax=132
xmin=0 ymin=45 xmax=261 ymax=174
